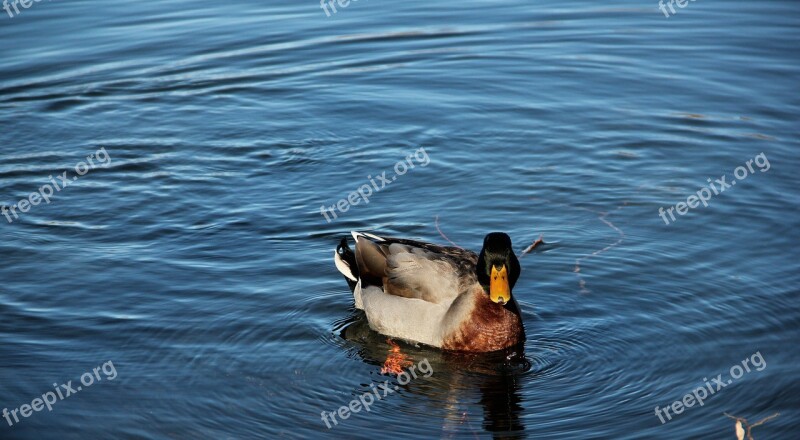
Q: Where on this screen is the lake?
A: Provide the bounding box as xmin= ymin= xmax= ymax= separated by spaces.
xmin=1 ymin=0 xmax=798 ymax=438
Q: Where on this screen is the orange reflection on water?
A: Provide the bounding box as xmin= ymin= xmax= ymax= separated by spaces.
xmin=381 ymin=339 xmax=413 ymax=375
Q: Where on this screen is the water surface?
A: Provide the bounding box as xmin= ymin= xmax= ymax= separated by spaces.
xmin=1 ymin=0 xmax=798 ymax=438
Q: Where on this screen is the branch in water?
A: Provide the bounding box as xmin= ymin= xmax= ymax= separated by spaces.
xmin=724 ymin=412 xmax=780 ymax=440
xmin=434 ymin=215 xmax=463 ymax=249
xmin=521 ymin=234 xmax=544 ymax=256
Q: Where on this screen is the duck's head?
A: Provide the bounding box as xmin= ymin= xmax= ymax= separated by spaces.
xmin=476 ymin=232 xmax=521 ymax=306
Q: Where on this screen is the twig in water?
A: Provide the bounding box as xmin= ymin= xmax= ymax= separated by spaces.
xmin=434 ymin=215 xmax=463 ymax=249
xmin=724 ymin=412 xmax=780 ymax=440
xmin=530 ymin=197 xmax=628 ymax=293
xmin=521 ymin=234 xmax=544 ymax=257
xmin=573 ymin=204 xmax=626 ymax=293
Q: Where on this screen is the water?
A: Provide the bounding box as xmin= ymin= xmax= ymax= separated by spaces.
xmin=1 ymin=0 xmax=798 ymax=438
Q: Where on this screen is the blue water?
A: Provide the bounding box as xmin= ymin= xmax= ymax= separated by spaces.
xmin=1 ymin=0 xmax=799 ymax=438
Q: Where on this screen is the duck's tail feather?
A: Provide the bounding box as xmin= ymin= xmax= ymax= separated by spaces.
xmin=335 ymin=237 xmax=359 ymax=291
xmin=351 ymin=231 xmax=385 ymax=243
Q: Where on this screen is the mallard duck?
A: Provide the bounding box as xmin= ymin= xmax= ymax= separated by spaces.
xmin=334 ymin=231 xmax=525 ymax=352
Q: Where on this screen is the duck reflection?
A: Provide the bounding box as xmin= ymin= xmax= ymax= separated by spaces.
xmin=339 ymin=314 xmax=528 ymax=439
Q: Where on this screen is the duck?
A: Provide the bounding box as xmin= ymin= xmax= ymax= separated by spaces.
xmin=334 ymin=231 xmax=525 ymax=352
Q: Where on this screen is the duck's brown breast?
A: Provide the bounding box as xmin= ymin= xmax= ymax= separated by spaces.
xmin=441 ymin=289 xmax=524 ymax=352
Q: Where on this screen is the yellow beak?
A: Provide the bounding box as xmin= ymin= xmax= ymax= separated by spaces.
xmin=489 ymin=265 xmax=511 ymax=305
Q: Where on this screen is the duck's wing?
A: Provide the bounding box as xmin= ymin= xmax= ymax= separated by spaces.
xmin=353 ymin=232 xmax=478 ymax=305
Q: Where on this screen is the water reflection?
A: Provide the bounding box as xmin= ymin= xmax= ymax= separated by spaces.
xmin=340 ymin=314 xmax=529 ymax=438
